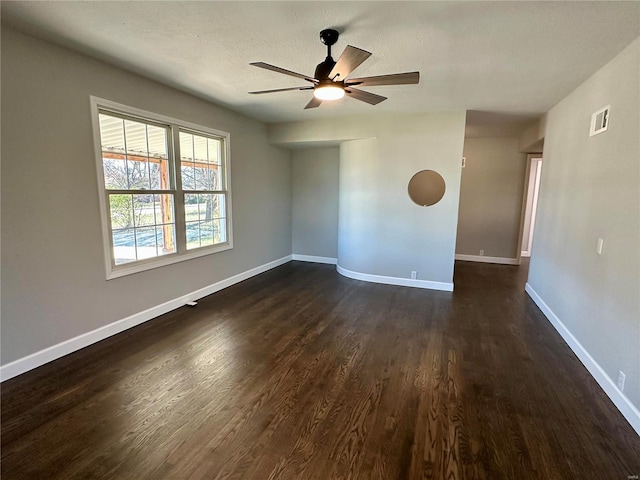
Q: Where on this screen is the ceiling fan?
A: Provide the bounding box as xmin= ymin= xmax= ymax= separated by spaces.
xmin=249 ymin=29 xmax=420 ymax=109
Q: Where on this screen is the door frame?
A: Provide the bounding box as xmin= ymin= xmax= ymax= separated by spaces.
xmin=517 ymin=155 xmax=543 ymax=260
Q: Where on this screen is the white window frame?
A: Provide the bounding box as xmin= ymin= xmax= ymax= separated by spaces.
xmin=90 ymin=96 xmax=233 ymax=279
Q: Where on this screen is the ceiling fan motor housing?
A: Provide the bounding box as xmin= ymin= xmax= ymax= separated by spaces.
xmin=314 ymin=58 xmax=337 ymax=80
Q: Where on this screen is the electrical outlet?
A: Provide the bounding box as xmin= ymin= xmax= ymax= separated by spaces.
xmin=597 ymin=238 xmax=604 ymax=255
xmin=617 ymin=371 xmax=626 ymax=391
xmin=411 ymin=271 xmax=417 ymax=280
xmin=479 ymin=250 xmax=484 ymax=256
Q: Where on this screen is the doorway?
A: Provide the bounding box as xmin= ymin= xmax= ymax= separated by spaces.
xmin=520 ymin=156 xmax=543 ymax=257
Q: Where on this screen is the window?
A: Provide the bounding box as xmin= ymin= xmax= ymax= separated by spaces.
xmin=179 ymin=131 xmax=228 ymax=250
xmin=91 ymin=97 xmax=232 ymax=279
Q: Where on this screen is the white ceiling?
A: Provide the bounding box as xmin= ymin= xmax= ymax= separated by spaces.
xmin=2 ymin=1 xmax=639 ymax=134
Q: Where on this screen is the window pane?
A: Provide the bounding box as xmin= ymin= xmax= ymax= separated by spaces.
xmin=99 ymin=114 xmax=125 ymax=154
xmin=149 ymin=158 xmax=170 ymax=190
xmin=193 ymin=135 xmax=208 ymax=162
xmin=184 ymin=194 xmax=225 ymax=223
xmin=103 ymin=157 xmax=128 ymax=190
xmin=209 ymin=165 xmax=219 ymax=190
xmin=135 ymin=226 xmax=158 ymax=259
xmin=132 ymin=194 xmax=155 ymax=227
xmin=180 ymin=132 xmax=195 ymax=190
xmin=125 ymin=120 xmax=148 ymax=157
xmin=181 ymin=164 xmax=195 ymax=190
xmin=153 ymin=194 xmax=176 ymax=254
xmin=194 ymin=166 xmax=207 ymax=190
xmin=208 ymin=137 xmax=222 ymax=165
xmin=198 ymin=194 xmax=209 ymax=219
xmin=180 ymin=132 xmax=194 ymax=161
xmin=194 ymin=164 xmax=219 ymax=190
xmin=214 ymin=218 xmax=227 ymax=244
xmin=109 ymin=194 xmax=133 ymax=229
xmin=153 ymin=194 xmax=174 ymax=226
xmin=127 ymin=157 xmax=150 ymax=190
xmin=112 ymin=228 xmax=136 ymax=265
xmin=124 ymin=120 xmax=150 ymax=190
xmin=147 ymin=125 xmax=168 ymax=159
xmin=208 ymin=194 xmax=225 ymax=219
xmin=184 ymin=194 xmax=199 ymax=222
xmin=100 ymin=115 xmax=128 ymax=189
xmin=156 ymin=225 xmax=176 ymax=256
xmin=185 ymin=221 xmax=200 ymax=250
xmin=199 ymin=221 xmax=214 ymax=247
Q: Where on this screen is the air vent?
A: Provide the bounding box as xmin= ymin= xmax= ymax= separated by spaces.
xmin=590 ymin=105 xmax=610 ymax=137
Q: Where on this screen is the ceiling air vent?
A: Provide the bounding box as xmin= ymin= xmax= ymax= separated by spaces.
xmin=590 ymin=105 xmax=610 ymax=137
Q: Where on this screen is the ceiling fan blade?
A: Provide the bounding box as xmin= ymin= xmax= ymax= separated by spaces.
xmin=346 ymin=71 xmax=420 ymax=87
xmin=250 ymin=62 xmax=317 ymax=83
xmin=249 ymin=86 xmax=314 ymax=94
xmin=304 ymin=97 xmax=322 ymax=109
xmin=329 ymin=45 xmax=372 ymax=80
xmin=345 ymin=87 xmax=387 ymax=105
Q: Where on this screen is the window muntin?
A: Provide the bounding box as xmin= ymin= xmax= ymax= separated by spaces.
xmin=92 ymin=98 xmax=232 ymax=278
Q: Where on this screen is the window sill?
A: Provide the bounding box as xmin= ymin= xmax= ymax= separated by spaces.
xmin=106 ymin=242 xmax=233 ymax=280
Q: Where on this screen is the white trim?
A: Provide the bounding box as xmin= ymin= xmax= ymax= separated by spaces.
xmin=525 ymin=158 xmax=543 ymax=256
xmin=0 ymin=255 xmax=292 ymax=382
xmin=105 ymin=244 xmax=234 ymax=279
xmin=525 ymin=283 xmax=640 ymax=436
xmin=336 ymin=265 xmax=453 ymax=292
xmin=292 ymin=254 xmax=337 ymax=265
xmin=455 ymin=254 xmax=520 ymax=265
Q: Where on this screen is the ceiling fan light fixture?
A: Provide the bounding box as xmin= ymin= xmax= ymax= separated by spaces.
xmin=314 ymin=84 xmax=345 ymax=101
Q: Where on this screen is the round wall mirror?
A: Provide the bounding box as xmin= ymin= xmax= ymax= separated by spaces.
xmin=408 ymin=170 xmax=446 ymax=206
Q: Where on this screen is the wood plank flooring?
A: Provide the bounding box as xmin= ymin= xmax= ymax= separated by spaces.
xmin=2 ymin=260 xmax=639 ymax=479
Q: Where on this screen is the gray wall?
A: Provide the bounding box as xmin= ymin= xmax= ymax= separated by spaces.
xmin=1 ymin=28 xmax=292 ymax=365
xmin=270 ymin=113 xmax=467 ymax=285
xmin=528 ymin=38 xmax=640 ymax=409
xmin=519 ymin=115 xmax=547 ymax=153
xmin=291 ymin=147 xmax=339 ymax=259
xmin=456 ymin=137 xmax=528 ymax=259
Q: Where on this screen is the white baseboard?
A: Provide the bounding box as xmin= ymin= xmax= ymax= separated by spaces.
xmin=0 ymin=255 xmax=293 ymax=382
xmin=525 ymin=283 xmax=640 ymax=436
xmin=336 ymin=265 xmax=454 ymax=292
xmin=455 ymin=254 xmax=520 ymax=265
xmin=292 ymin=254 xmax=337 ymax=265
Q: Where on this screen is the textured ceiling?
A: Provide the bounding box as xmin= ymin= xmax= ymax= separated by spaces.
xmin=2 ymin=1 xmax=639 ymax=134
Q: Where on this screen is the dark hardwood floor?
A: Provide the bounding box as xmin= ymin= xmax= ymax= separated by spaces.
xmin=2 ymin=260 xmax=639 ymax=479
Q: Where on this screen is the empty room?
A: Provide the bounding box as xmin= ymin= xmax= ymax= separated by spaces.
xmin=1 ymin=1 xmax=639 ymax=479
